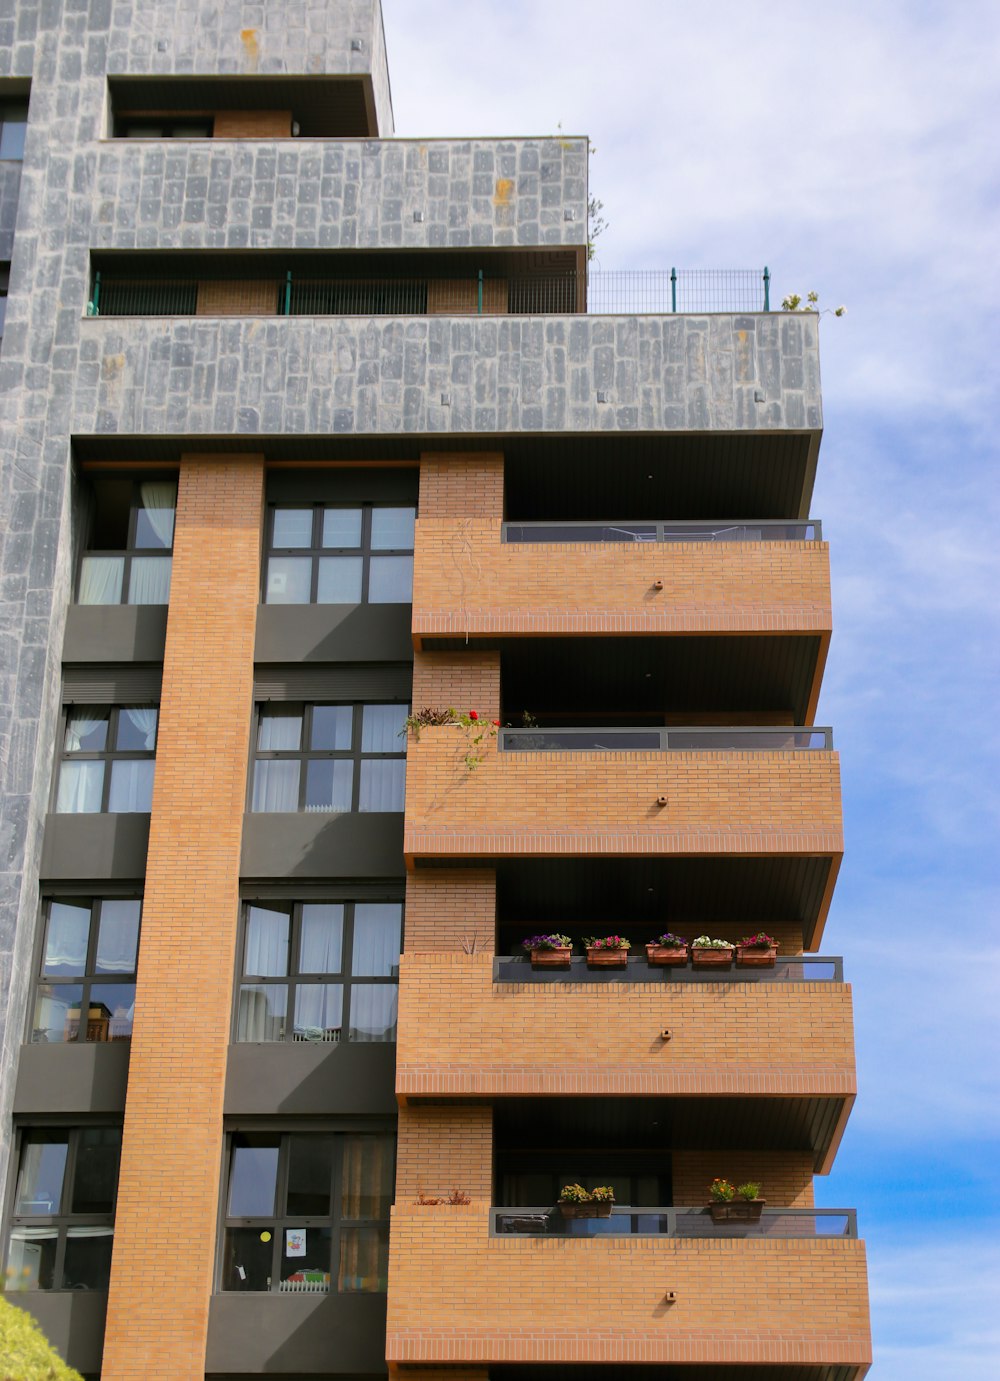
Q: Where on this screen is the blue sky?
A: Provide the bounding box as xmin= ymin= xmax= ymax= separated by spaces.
xmin=382 ymin=2 xmax=1000 ymax=1374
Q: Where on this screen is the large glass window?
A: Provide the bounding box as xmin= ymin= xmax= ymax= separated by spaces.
xmin=236 ymin=900 xmax=402 ymax=1044
xmin=4 ymin=1127 xmax=121 ymax=1291
xmin=0 ymin=103 xmax=28 ymax=160
xmin=55 ymin=705 xmax=158 ymax=814
xmin=251 ymin=703 xmax=407 ymax=813
xmin=264 ymin=504 xmax=415 ymax=605
xmin=114 ymin=116 xmax=214 ymax=138
xmin=221 ymin=1130 xmax=394 ymax=1293
xmin=31 ymin=898 xmax=141 ymax=1045
xmin=78 ymin=477 xmax=176 ymax=606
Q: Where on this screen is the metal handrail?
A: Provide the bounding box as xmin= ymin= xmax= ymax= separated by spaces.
xmin=501 ymin=519 xmax=822 ymax=543
xmin=489 ymin=1205 xmax=857 ymax=1238
xmin=498 ymin=725 xmax=833 ymax=751
xmin=492 ymin=954 xmax=844 ymax=983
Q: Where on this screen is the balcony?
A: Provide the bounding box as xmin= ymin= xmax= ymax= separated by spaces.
xmin=384 ymin=1206 xmax=872 ymax=1370
xmin=491 ymin=1205 xmax=857 ymax=1237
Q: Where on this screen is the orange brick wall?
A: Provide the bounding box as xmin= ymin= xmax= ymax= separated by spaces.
xmin=101 ymin=455 xmax=265 ymax=1381
xmin=395 ymin=1106 xmax=493 ymax=1203
xmin=404 ymin=729 xmax=844 ymax=859
xmin=411 ymin=650 xmax=501 ymax=723
xmin=418 ymin=452 xmax=505 ymax=519
xmin=427 ymin=280 xmax=508 ymax=314
xmin=403 ymin=869 xmax=496 ymax=953
xmin=672 ymin=1150 xmax=815 ymax=1208
xmin=394 ymin=953 xmax=856 ymax=1100
xmin=385 ymin=1210 xmax=871 ymax=1367
xmin=213 ymin=109 xmax=292 ymax=137
xmin=196 ymin=279 xmax=279 ymax=315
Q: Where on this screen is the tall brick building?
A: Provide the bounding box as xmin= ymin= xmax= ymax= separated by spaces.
xmin=0 ymin=2 xmax=871 ymax=1378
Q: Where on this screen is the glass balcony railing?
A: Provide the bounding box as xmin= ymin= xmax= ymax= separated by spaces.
xmin=491 ymin=1206 xmax=857 ymax=1238
xmin=502 ymin=520 xmax=822 ymax=544
xmin=493 ymin=954 xmax=843 ymax=984
xmin=498 ymin=726 xmax=833 ymax=752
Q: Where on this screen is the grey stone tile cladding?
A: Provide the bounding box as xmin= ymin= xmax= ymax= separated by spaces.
xmin=91 ymin=136 xmax=589 ymax=251
xmin=0 ymin=160 xmax=21 ymax=259
xmin=72 ymin=312 xmax=822 ymax=437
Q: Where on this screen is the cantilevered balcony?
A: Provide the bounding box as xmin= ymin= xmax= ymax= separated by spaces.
xmin=384 ymin=1205 xmax=871 ymax=1372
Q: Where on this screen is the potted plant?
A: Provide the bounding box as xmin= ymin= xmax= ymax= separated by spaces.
xmin=557 ymin=1183 xmax=615 ymax=1218
xmin=691 ymin=935 xmax=735 ymax=969
xmin=522 ymin=933 xmax=573 ymax=969
xmin=646 ymin=932 xmax=689 ymax=966
xmin=736 ymin=931 xmax=778 ymax=967
xmin=583 ymin=935 xmax=631 ymax=968
xmin=707 ymin=1178 xmax=765 ymax=1223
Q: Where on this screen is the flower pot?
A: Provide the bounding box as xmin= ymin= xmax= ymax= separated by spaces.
xmin=559 ymin=1201 xmax=614 ymax=1218
xmin=530 ymin=947 xmax=572 ymax=969
xmin=586 ymin=947 xmax=628 ymax=968
xmin=646 ymin=943 xmax=689 ymax=966
xmin=736 ymin=945 xmax=777 ymax=968
xmin=691 ymin=947 xmax=734 ymax=970
xmin=708 ymin=1199 xmax=765 ymax=1223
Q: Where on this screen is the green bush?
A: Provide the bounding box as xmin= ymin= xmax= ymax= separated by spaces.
xmin=0 ymin=1298 xmax=84 ymax=1381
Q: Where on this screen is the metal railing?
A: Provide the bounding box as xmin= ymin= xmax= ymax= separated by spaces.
xmin=490 ymin=1205 xmax=856 ymax=1238
xmin=88 ymin=268 xmax=770 ymax=319
xmin=502 ymin=519 xmax=822 ymax=544
xmin=493 ymin=954 xmax=843 ymax=984
xmin=498 ymin=726 xmax=833 ymax=752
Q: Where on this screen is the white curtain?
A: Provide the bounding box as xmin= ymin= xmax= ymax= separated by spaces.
xmin=252 ymin=761 xmax=300 ymax=812
xmin=128 ymin=555 xmax=171 ymax=604
xmin=120 ymin=707 xmax=158 ymax=749
xmin=137 ymin=481 xmax=176 ymax=548
xmin=358 ymin=760 xmax=405 ymax=812
xmin=95 ymin=901 xmax=141 ymax=973
xmin=294 ymin=984 xmax=342 ymax=1040
xmin=64 ymin=710 xmax=108 ymax=753
xmin=349 ymin=987 xmax=397 ymax=1042
xmin=43 ymin=903 xmax=90 ymax=973
xmin=352 ymin=905 xmax=401 ymax=976
xmin=258 ymin=711 xmax=303 ymax=751
xmin=236 ymin=984 xmax=287 ymax=1042
xmin=361 ymin=705 xmax=407 ymax=752
xmin=300 ymin=905 xmax=344 ymax=973
xmin=78 ymin=555 xmax=124 ymax=605
xmin=108 ymin=760 xmax=155 ymax=812
xmin=56 ymin=760 xmax=104 ymax=813
xmin=244 ymin=907 xmax=290 ymax=977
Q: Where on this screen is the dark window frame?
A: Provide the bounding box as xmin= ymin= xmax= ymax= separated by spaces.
xmin=219 ymin=1127 xmax=395 ymax=1294
xmin=77 ymin=474 xmax=176 ymax=606
xmin=30 ymin=895 xmax=142 ymax=1046
xmin=54 ymin=703 xmax=159 ymax=815
xmin=3 ymin=1125 xmax=122 ymax=1293
xmin=263 ymin=502 xmax=416 ymax=606
xmin=235 ymin=897 xmax=403 ymax=1045
xmin=0 ymin=263 xmax=8 ymax=343
xmin=250 ymin=700 xmax=408 ymax=815
xmin=113 ymin=114 xmax=214 ymax=138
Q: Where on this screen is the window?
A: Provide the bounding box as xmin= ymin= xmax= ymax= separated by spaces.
xmin=0 ymin=103 xmax=27 ymax=160
xmin=221 ymin=1130 xmax=394 ymax=1293
xmin=251 ymin=703 xmax=407 ymax=814
xmin=78 ymin=477 xmax=176 ymax=605
xmin=236 ymin=900 xmax=402 ymax=1044
xmin=4 ymin=1127 xmax=121 ymax=1291
xmin=114 ymin=116 xmax=214 ymax=138
xmin=55 ymin=705 xmax=158 ymax=814
xmin=264 ymin=504 xmax=415 ymax=605
xmin=30 ymin=898 xmax=141 ymax=1045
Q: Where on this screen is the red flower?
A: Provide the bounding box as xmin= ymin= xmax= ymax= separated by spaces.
xmin=492 ymin=719 xmax=500 ymax=726
xmin=469 ymin=710 xmax=478 ymax=721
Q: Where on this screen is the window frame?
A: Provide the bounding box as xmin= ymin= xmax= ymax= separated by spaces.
xmin=77 ymin=475 xmax=176 ymax=607
xmin=218 ymin=1125 xmax=395 ymax=1295
xmin=29 ymin=895 xmax=142 ymax=1047
xmin=235 ymin=897 xmax=403 ymax=1045
xmin=3 ymin=1124 xmax=122 ymax=1293
xmin=250 ymin=701 xmax=408 ymax=815
xmin=54 ymin=703 xmax=159 ymax=815
xmin=263 ymin=501 xmax=416 ymax=606
xmin=112 ymin=114 xmax=214 ymax=139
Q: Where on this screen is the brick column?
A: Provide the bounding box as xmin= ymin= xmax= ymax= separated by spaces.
xmin=101 ymin=455 xmax=265 ymax=1381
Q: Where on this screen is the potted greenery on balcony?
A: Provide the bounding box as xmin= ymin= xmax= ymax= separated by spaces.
xmin=646 ymin=932 xmax=689 ymax=966
xmin=736 ymin=931 xmax=779 ymax=967
xmin=691 ymin=936 xmax=735 ymax=969
xmin=557 ymin=1183 xmax=616 ymax=1218
xmin=707 ymin=1178 xmax=765 ymax=1223
xmin=522 ymin=933 xmax=573 ymax=969
xmin=583 ymin=935 xmax=631 ymax=968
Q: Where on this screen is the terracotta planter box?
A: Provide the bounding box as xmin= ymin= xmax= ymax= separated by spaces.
xmin=586 ymin=948 xmax=629 ymax=968
xmin=646 ymin=944 xmax=689 ymax=966
xmin=691 ymin=947 xmax=734 ymax=969
xmin=559 ymin=1201 xmax=614 ymax=1219
xmin=736 ymin=945 xmax=778 ymax=967
xmin=708 ymin=1199 xmax=766 ymax=1224
xmin=530 ymin=947 xmax=572 ymax=969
